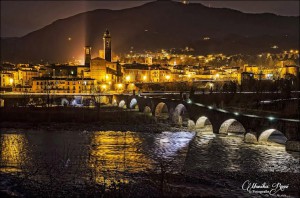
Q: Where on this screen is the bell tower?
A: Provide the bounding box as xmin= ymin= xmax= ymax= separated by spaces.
xmin=103 ymin=29 xmax=111 ymax=62
xmin=84 ymin=46 xmax=91 ymax=66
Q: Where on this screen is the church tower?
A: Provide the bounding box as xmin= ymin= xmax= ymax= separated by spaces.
xmin=84 ymin=46 xmax=91 ymax=66
xmin=103 ymin=29 xmax=111 ymax=62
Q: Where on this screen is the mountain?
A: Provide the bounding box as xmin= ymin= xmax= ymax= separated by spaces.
xmin=1 ymin=0 xmax=299 ymax=63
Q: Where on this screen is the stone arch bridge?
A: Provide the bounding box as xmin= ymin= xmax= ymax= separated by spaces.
xmin=113 ymin=94 xmax=300 ymax=152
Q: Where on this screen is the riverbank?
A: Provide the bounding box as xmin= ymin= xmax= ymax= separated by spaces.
xmin=0 ymin=121 xmax=191 ymax=133
xmin=1 ymin=169 xmax=299 ymax=197
xmin=0 ymin=107 xmax=156 ymax=123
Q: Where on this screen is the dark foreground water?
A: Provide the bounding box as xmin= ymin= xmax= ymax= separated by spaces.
xmin=0 ymin=128 xmax=299 ymax=197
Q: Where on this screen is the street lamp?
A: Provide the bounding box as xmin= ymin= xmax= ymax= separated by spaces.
xmin=125 ymin=75 xmax=130 ymax=82
xmin=101 ymin=84 xmax=107 ymax=92
xmin=9 ymin=78 xmax=14 ymax=86
xmin=165 ymin=75 xmax=170 ymax=82
xmin=143 ymin=75 xmax=147 ymax=82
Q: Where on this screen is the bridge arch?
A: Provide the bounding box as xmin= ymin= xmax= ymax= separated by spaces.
xmin=195 ymin=116 xmax=212 ymax=128
xmin=61 ymin=98 xmax=69 ymax=106
xmin=172 ymin=104 xmax=189 ymax=126
xmin=119 ymin=100 xmax=126 ymax=108
xmin=129 ymin=98 xmax=139 ymax=110
xmin=195 ymin=116 xmax=213 ymax=132
xmin=219 ymin=119 xmax=246 ymax=135
xmin=144 ymin=106 xmax=152 ymax=116
xmin=100 ymin=96 xmax=110 ymax=105
xmin=258 ymin=129 xmax=287 ymax=144
xmin=155 ymin=102 xmax=169 ymax=120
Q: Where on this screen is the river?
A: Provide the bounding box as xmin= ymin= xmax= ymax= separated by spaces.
xmin=0 ymin=128 xmax=299 ymax=197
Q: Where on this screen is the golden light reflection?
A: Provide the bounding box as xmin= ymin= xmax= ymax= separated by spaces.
xmin=0 ymin=134 xmax=27 ymax=173
xmin=88 ymin=131 xmax=152 ymax=185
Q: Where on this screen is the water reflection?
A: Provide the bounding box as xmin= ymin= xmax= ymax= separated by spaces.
xmin=89 ymin=131 xmax=153 ymax=184
xmin=185 ymin=133 xmax=299 ymax=174
xmin=0 ymin=129 xmax=298 ymax=189
xmin=153 ymin=132 xmax=195 ymax=159
xmin=0 ymin=133 xmax=28 ymax=173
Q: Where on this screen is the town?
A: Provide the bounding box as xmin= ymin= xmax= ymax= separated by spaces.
xmin=1 ymin=29 xmax=299 ymax=96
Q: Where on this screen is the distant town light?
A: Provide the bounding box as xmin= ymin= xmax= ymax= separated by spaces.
xmin=68 ymin=37 xmax=72 ymax=41
xmin=9 ymin=78 xmax=14 ymax=85
xmin=101 ymin=84 xmax=107 ymax=90
xmin=143 ymin=75 xmax=147 ymax=81
xmin=117 ymin=84 xmax=123 ymax=88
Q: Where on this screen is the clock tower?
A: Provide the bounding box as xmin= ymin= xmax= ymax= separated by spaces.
xmin=103 ymin=29 xmax=111 ymax=62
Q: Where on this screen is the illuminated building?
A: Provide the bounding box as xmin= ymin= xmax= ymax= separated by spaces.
xmin=32 ymin=77 xmax=96 ymax=93
xmin=103 ymin=29 xmax=112 ymax=62
xmin=0 ymin=72 xmax=14 ymax=87
xmin=122 ymin=63 xmax=171 ymax=82
xmin=84 ymin=46 xmax=92 ymax=66
xmin=90 ymin=57 xmax=120 ymax=83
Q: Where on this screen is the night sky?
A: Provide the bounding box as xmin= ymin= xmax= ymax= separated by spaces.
xmin=1 ymin=1 xmax=299 ymax=38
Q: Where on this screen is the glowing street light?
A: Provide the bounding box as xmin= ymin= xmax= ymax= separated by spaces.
xmin=234 ymin=112 xmax=239 ymax=116
xmin=268 ymin=116 xmax=275 ymax=121
xmin=125 ymin=75 xmax=130 ymax=82
xmin=165 ymin=75 xmax=171 ymax=81
xmin=143 ymin=75 xmax=147 ymax=81
xmin=117 ymin=83 xmax=123 ymax=89
xmin=101 ymin=84 xmax=107 ymax=90
xmin=9 ymin=78 xmax=14 ymax=85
